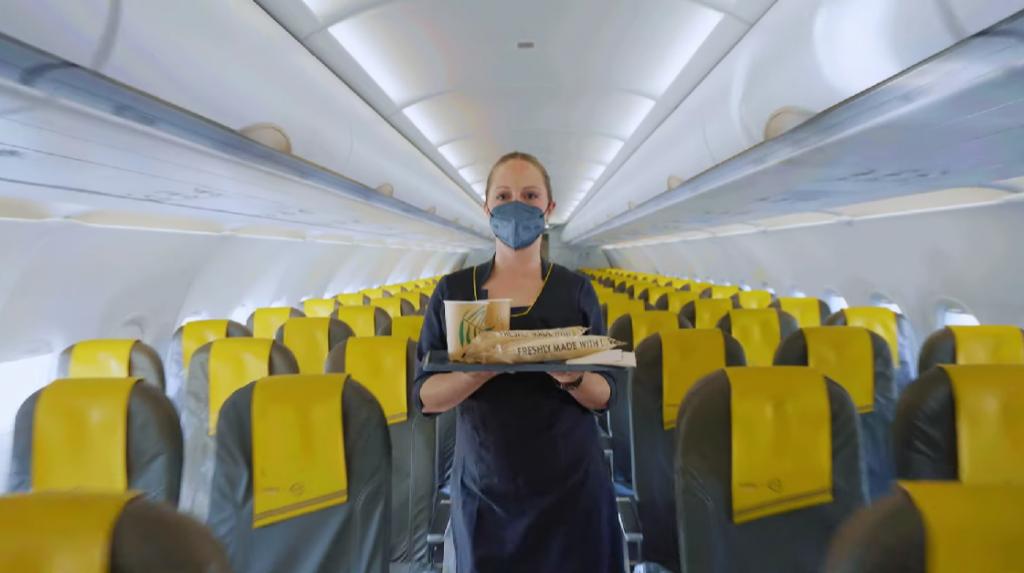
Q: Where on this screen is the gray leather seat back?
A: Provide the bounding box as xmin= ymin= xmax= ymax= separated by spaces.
xmin=58 ymin=339 xmax=166 ymax=391
xmin=274 ymin=317 xmax=355 ymax=374
xmin=632 ymin=330 xmax=745 ymax=571
xmin=326 ymin=338 xmax=436 ymax=566
xmin=9 ymin=380 xmax=183 ymax=505
xmin=178 ymin=339 xmax=297 ymax=522
xmin=208 ymin=377 xmax=391 ymax=573
xmin=168 ymin=320 xmax=251 ymax=405
xmin=916 ymin=325 xmax=1024 ymax=373
xmin=826 ymin=308 xmax=916 ymax=393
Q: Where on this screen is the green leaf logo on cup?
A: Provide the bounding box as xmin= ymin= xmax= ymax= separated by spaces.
xmin=459 ymin=305 xmax=493 ymax=347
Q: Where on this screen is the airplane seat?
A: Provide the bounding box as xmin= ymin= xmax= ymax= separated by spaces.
xmin=303 ymin=298 xmax=340 ymax=318
xmin=274 ymin=317 xmax=355 ymax=374
xmin=825 ymin=483 xmax=1024 ymax=573
xmin=731 ymin=290 xmax=775 ymax=309
xmin=373 ymin=297 xmax=418 ymax=319
xmin=654 ymin=291 xmax=700 ymax=314
xmin=716 ymin=309 xmax=800 ymax=367
xmin=701 ymin=285 xmax=741 ymax=300
xmin=168 ymin=320 xmax=251 ymax=405
xmin=775 ymin=327 xmax=897 ymax=500
xmin=826 ymin=308 xmax=916 ymax=393
xmin=680 ymin=298 xmax=738 ymax=329
xmin=893 ymin=364 xmax=1024 ymax=483
xmin=325 ymin=337 xmax=437 ymax=569
xmin=606 ymin=311 xmax=693 ymax=490
xmin=381 ymin=315 xmax=426 ymax=341
xmin=770 ymin=297 xmax=832 ymax=328
xmin=631 ymin=330 xmax=745 ymax=572
xmin=336 ymin=306 xmax=393 ymax=337
xmin=246 ymin=307 xmax=305 ymax=339
xmin=675 ymin=366 xmax=867 ymax=573
xmin=601 ymin=298 xmax=649 ymax=331
xmin=917 ymin=325 xmax=1024 ymax=373
xmin=207 ymin=374 xmax=390 ymax=573
xmin=58 ymin=339 xmax=166 ymax=391
xmin=396 ymin=292 xmax=426 ymax=314
xmin=0 ymin=492 xmax=231 ymax=572
xmin=363 ymin=288 xmax=392 ymax=300
xmin=686 ymin=282 xmax=713 ymax=296
xmin=9 ymin=377 xmax=182 ymax=505
xmin=178 ymin=339 xmax=298 ymax=522
xmin=336 ymin=293 xmax=371 ymax=306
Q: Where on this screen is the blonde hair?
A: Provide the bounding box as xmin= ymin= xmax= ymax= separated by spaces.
xmin=485 ymin=151 xmax=553 ymax=204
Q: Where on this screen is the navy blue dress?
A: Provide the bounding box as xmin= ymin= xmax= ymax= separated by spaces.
xmin=413 ymin=259 xmax=625 ymax=573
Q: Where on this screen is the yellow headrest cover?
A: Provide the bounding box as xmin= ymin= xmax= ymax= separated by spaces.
xmin=182 ymin=320 xmax=229 ymax=373
xmin=208 ymin=338 xmax=273 ymax=434
xmin=397 ymin=292 xmax=422 ymax=310
xmin=943 ymin=365 xmax=1024 ymax=485
xmin=605 ymin=299 xmax=647 ymax=330
xmin=345 ymin=337 xmax=409 ymax=425
xmin=646 ymin=287 xmax=675 ymax=306
xmin=950 ymin=326 xmax=1024 ymax=365
xmin=665 ymin=291 xmax=701 ymax=314
xmin=900 ymin=482 xmax=1024 ymax=573
xmin=336 ymin=293 xmax=367 ymax=306
xmin=695 ymin=299 xmax=734 ymax=329
xmin=728 ymin=367 xmax=832 ymax=523
xmin=728 ymin=309 xmax=781 ymax=367
xmin=282 ymin=318 xmax=332 ymax=375
xmin=303 ymin=299 xmax=337 ymax=318
xmin=362 ymin=288 xmax=387 ymax=300
xmin=252 ymin=375 xmax=348 ymax=528
xmin=737 ymin=290 xmax=773 ymax=309
xmin=631 ymin=311 xmax=681 ymax=347
xmin=384 ymin=285 xmax=404 ymax=295
xmin=779 ymin=298 xmax=823 ymax=328
xmin=689 ymin=282 xmax=713 ymax=295
xmin=594 ymin=287 xmax=612 ymax=304
xmin=252 ymin=307 xmax=294 ymax=339
xmin=710 ymin=285 xmax=740 ymax=299
xmin=391 ymin=316 xmax=425 ymax=343
xmin=632 ymin=284 xmax=651 ymax=300
xmin=843 ymin=308 xmax=899 ymax=367
xmin=673 ymin=279 xmax=693 ymax=290
xmin=33 ymin=378 xmax=138 ymax=492
xmin=69 ymin=339 xmax=135 ymax=378
xmin=336 ymin=306 xmax=379 ymax=337
xmin=0 ymin=492 xmax=138 ymax=573
xmin=373 ymin=298 xmax=404 ymax=319
xmin=662 ymin=329 xmax=726 ymax=430
xmin=805 ymin=327 xmax=875 ymax=413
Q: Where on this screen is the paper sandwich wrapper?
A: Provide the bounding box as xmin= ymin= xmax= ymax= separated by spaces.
xmin=444 ymin=299 xmax=511 ymax=360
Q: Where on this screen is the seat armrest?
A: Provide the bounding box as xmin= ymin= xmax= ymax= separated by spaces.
xmin=427 ymin=496 xmax=451 ymax=546
xmin=617 ymin=496 xmax=643 ymax=544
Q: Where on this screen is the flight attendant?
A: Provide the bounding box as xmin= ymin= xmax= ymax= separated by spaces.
xmin=413 ymin=152 xmax=625 ymax=573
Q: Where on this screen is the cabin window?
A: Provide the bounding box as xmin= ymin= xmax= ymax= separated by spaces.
xmin=871 ymin=293 xmax=903 ymax=314
xmin=181 ymin=312 xmax=211 ymax=325
xmin=762 ymin=283 xmax=776 ymax=295
xmin=0 ymin=353 xmax=56 ymax=493
xmin=825 ymin=291 xmax=849 ymax=313
xmin=739 ymin=282 xmax=752 ymax=291
xmin=789 ymin=287 xmax=807 ymax=298
xmin=938 ymin=305 xmax=981 ymax=327
xmin=230 ymin=304 xmax=254 ymax=324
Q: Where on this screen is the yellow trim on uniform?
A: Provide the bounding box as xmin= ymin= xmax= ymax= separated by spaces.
xmin=336 ymin=306 xmax=378 ymax=337
xmin=68 ymin=340 xmax=135 ymax=378
xmin=694 ymin=299 xmax=734 ymax=329
xmin=33 ymin=378 xmax=138 ymax=492
xmin=346 ymin=337 xmax=409 ymax=424
xmin=710 ymin=285 xmax=740 ymax=299
xmin=182 ymin=320 xmax=229 ymax=373
xmin=631 ymin=311 xmax=681 ymax=348
xmin=944 ymin=365 xmax=1024 ymax=485
xmin=208 ymin=338 xmax=273 ymax=434
xmin=391 ymin=316 xmax=425 ymax=343
xmin=373 ymin=298 xmax=405 ymax=319
xmin=950 ymin=326 xmax=1024 ymax=365
xmin=779 ymin=298 xmax=823 ymax=328
xmin=728 ymin=367 xmax=832 ymax=524
xmin=283 ymin=318 xmax=332 ymax=375
xmin=843 ymin=308 xmax=899 ymax=367
xmin=605 ymin=299 xmax=647 ymax=331
xmin=728 ymin=309 xmax=781 ymax=367
xmin=252 ymin=375 xmax=348 ymax=528
xmin=737 ymin=290 xmax=773 ymax=309
xmin=665 ymin=292 xmax=700 ymax=314
xmin=472 ymin=263 xmax=554 ymax=318
xmin=805 ymin=327 xmax=875 ymax=413
xmin=252 ymin=307 xmax=294 ymax=339
xmin=335 ymin=293 xmax=367 ymax=306
xmin=900 ymin=482 xmax=1024 ymax=573
xmin=662 ymin=330 xmax=726 ymax=430
xmin=303 ymin=299 xmax=337 ymax=318
xmin=0 ymin=492 xmax=138 ymax=573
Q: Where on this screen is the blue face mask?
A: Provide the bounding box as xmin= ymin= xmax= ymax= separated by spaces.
xmin=489 ymin=201 xmax=547 ymax=251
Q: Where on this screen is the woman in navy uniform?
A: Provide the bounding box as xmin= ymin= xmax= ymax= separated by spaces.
xmin=413 ymin=152 xmax=625 ymax=573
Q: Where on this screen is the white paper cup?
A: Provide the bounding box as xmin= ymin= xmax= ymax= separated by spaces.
xmin=444 ymin=299 xmax=512 ymax=360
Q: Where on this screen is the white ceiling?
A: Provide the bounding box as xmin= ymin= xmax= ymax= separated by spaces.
xmin=257 ymin=0 xmax=777 ymax=223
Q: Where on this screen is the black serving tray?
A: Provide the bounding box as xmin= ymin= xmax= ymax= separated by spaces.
xmin=423 ymin=350 xmax=630 ymax=373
